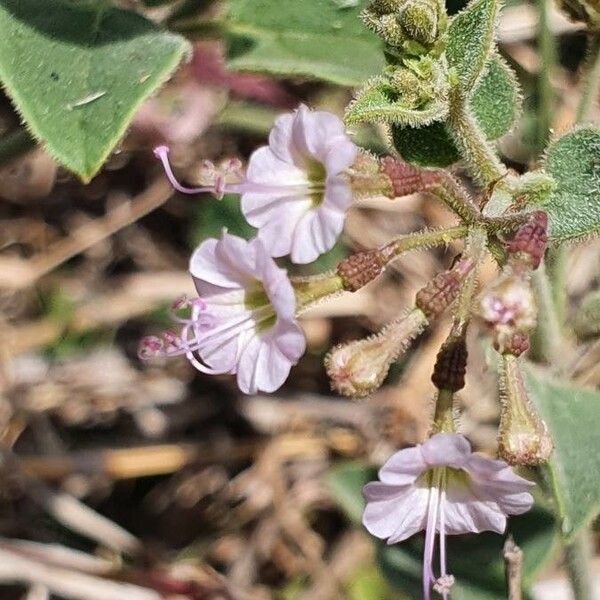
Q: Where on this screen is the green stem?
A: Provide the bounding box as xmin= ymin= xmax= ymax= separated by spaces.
xmin=447 ymin=85 xmax=507 ymax=185
xmin=536 ymin=0 xmax=556 ymax=150
xmin=529 ymin=262 xmax=564 ymax=365
xmin=449 ymin=227 xmax=487 ymax=338
xmin=0 ymin=128 xmax=36 ymax=166
xmin=389 ymin=224 xmax=468 ymax=257
xmin=564 ymin=530 xmax=594 ymax=600
xmin=576 ymin=34 xmax=600 ymax=123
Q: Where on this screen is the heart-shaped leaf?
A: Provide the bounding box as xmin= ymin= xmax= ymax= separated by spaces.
xmin=0 ymin=0 xmax=190 ymax=181
xmin=537 ymin=127 xmax=600 ymax=243
xmin=446 ymin=0 xmax=499 ymax=92
xmin=224 ymin=0 xmax=385 ymax=86
xmin=525 ymin=367 xmax=600 ymax=538
xmin=392 ymin=56 xmax=519 ymax=167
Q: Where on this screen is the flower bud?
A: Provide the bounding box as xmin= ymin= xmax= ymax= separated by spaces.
xmin=381 ymin=155 xmax=441 ymax=196
xmin=362 ymin=0 xmax=446 ymax=54
xmin=498 ymin=355 xmax=553 ymax=465
xmin=431 ymin=336 xmax=468 ymax=392
xmin=479 ymin=270 xmax=536 ymax=354
xmin=415 ymin=258 xmax=474 ymax=319
xmin=336 ymin=245 xmax=396 ymax=292
xmin=400 ymin=0 xmax=441 ymax=46
xmin=325 ymin=309 xmax=428 ymax=397
xmin=505 ymin=211 xmax=548 ymax=270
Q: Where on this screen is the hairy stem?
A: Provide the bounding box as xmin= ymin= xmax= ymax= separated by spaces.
xmin=431 ymin=175 xmax=482 ymax=224
xmin=564 ymin=530 xmax=594 ymax=600
xmin=576 ymin=34 xmax=600 ymax=123
xmin=536 ymin=0 xmax=557 ymax=151
xmin=529 ymin=263 xmax=564 ymax=365
xmin=504 ymin=537 xmax=523 ymax=600
xmin=447 ymin=85 xmax=507 ymax=185
xmin=449 ymin=228 xmax=487 ymax=339
xmin=0 ymin=128 xmax=36 ymax=167
xmin=389 ymin=224 xmax=469 ymax=257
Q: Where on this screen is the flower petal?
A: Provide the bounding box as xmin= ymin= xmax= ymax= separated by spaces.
xmin=246 ymin=146 xmax=307 ymax=186
xmin=268 ymin=112 xmax=298 ymax=164
xmin=362 ymin=483 xmax=429 ymax=543
xmin=236 ymin=319 xmax=305 ymax=394
xmin=420 ymin=433 xmax=472 ymax=469
xmin=290 ymin=205 xmax=345 ymax=264
xmin=378 ymin=446 xmax=428 ymax=486
xmin=325 ymin=138 xmax=358 ymax=175
xmin=292 ymin=104 xmax=349 ymax=163
xmin=190 ymin=235 xmax=256 ymax=290
xmin=322 ymin=175 xmax=353 ymax=213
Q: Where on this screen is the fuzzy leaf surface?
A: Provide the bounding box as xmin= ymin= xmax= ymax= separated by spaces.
xmin=345 ymin=77 xmax=448 ymax=126
xmin=446 ymin=0 xmax=499 ymax=92
xmin=328 ymin=461 xmax=557 ymax=599
xmin=538 ymin=127 xmax=600 ymax=243
xmin=223 ymin=0 xmax=385 ymax=86
xmin=526 ymin=367 xmax=600 ymax=538
xmin=392 ymin=56 xmax=519 ymax=167
xmin=0 ymin=0 xmax=189 ymax=181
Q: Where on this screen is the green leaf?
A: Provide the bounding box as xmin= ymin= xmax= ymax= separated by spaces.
xmin=345 ymin=76 xmax=448 ymax=126
xmin=326 ymin=462 xmax=375 ymax=524
xmin=189 ymin=194 xmax=256 ymax=247
xmin=0 ymin=0 xmax=189 ymax=181
xmin=392 ymin=55 xmax=519 ymax=167
xmin=223 ymin=0 xmax=385 ymax=86
xmin=446 ymin=0 xmax=500 ymax=92
xmin=525 ymin=367 xmax=600 ymax=538
xmin=378 ymin=507 xmax=556 ymax=600
xmin=537 ymin=127 xmax=600 ymax=243
xmin=328 ymin=461 xmax=557 ymax=599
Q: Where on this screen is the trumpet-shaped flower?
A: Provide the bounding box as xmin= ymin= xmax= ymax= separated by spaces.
xmin=139 ymin=233 xmax=306 ymax=394
xmin=362 ymin=433 xmax=534 ymax=600
xmin=240 ymin=104 xmax=357 ymax=264
xmin=154 ymin=105 xmax=358 ymax=264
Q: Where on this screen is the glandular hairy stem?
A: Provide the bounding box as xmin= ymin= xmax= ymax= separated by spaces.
xmin=450 ymin=227 xmax=487 ymax=339
xmin=337 ymin=225 xmax=468 ymax=292
xmin=292 ymin=273 xmax=345 ymax=314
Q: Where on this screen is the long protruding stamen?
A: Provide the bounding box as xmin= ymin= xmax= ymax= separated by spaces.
xmin=154 ymin=146 xmax=215 ymax=195
xmin=439 ymin=488 xmax=448 ymax=600
xmin=423 ymin=478 xmax=440 ymax=600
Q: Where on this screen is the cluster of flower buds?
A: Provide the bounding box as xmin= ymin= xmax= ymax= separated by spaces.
xmin=479 ymin=211 xmax=548 ymax=355
xmin=326 ymin=258 xmax=473 ymax=397
xmin=478 ymin=211 xmax=553 ymax=465
xmin=361 ymin=0 xmax=447 ymax=57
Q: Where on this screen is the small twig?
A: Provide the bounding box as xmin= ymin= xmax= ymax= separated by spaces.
xmin=503 ymin=536 xmax=524 ymax=600
xmin=0 ymin=177 xmax=174 ymax=290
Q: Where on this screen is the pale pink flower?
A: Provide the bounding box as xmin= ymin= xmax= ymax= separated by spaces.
xmin=154 ymin=105 xmax=358 ymax=264
xmin=240 ymin=104 xmax=358 ymax=264
xmin=362 ymin=433 xmax=534 ymax=600
xmin=139 ymin=233 xmax=306 ymax=394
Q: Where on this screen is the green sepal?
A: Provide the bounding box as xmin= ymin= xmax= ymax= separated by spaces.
xmin=345 ymin=66 xmax=448 ymax=126
xmin=392 ymin=55 xmax=519 ymax=167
